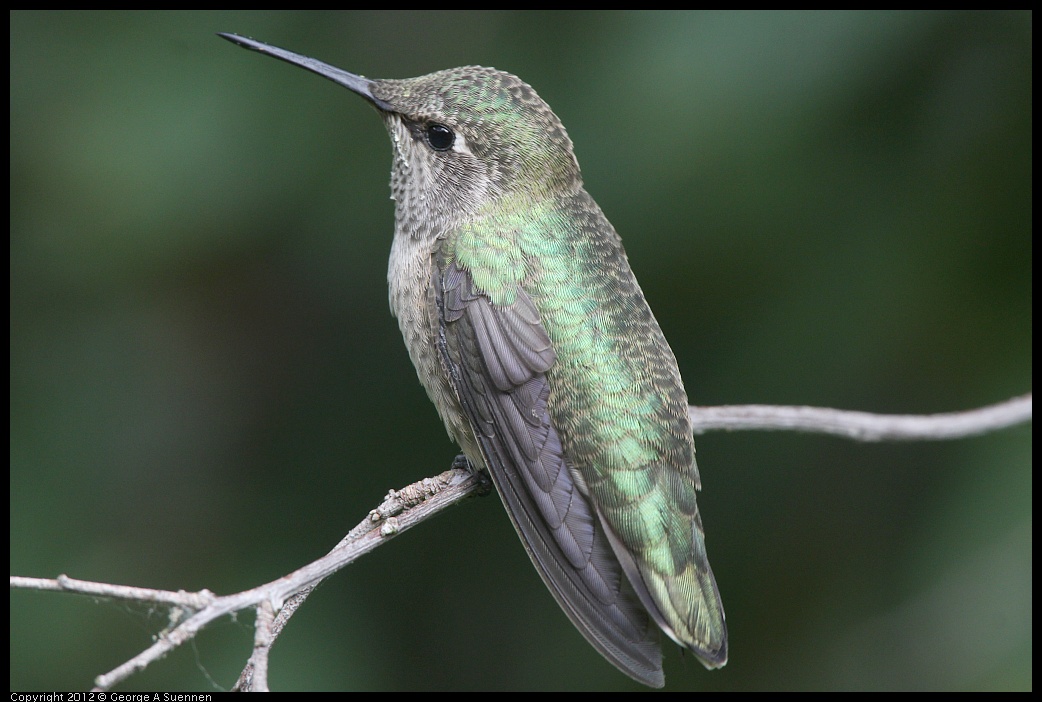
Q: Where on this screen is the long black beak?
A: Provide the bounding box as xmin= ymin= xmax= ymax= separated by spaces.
xmin=218 ymin=33 xmax=392 ymax=111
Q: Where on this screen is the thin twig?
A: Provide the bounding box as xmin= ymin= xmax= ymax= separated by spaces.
xmin=250 ymin=600 xmax=275 ymax=692
xmin=9 ymin=575 xmax=216 ymax=610
xmin=689 ymin=393 xmax=1031 ymax=440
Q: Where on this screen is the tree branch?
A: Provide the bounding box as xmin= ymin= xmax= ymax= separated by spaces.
xmin=9 ymin=395 xmax=1030 ymax=690
xmin=11 ymin=467 xmax=489 ymax=692
xmin=689 ymin=393 xmax=1031 ymax=440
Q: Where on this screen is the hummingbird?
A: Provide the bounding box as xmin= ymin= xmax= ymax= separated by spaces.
xmin=219 ymin=33 xmax=727 ymax=687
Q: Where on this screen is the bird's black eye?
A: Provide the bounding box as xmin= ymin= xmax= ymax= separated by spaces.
xmin=425 ymin=123 xmax=454 ymax=151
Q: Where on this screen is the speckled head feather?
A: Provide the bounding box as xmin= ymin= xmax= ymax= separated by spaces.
xmin=370 ymin=67 xmax=581 ymax=195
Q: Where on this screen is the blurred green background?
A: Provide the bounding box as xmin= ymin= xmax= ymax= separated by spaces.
xmin=10 ymin=11 xmax=1031 ymax=691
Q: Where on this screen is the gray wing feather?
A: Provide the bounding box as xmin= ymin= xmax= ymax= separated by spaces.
xmin=435 ymin=260 xmax=664 ymax=687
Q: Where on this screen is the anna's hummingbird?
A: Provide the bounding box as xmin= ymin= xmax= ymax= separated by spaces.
xmin=220 ymin=33 xmax=727 ymax=687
